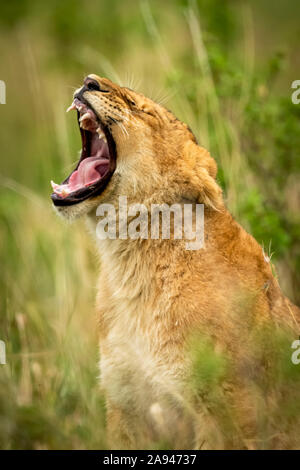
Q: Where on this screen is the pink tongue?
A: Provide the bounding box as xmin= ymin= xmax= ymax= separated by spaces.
xmin=68 ymin=157 xmax=109 ymax=192
xmin=51 ymin=131 xmax=111 ymax=197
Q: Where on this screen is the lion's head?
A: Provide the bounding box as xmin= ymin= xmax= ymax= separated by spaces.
xmin=51 ymin=75 xmax=222 ymax=219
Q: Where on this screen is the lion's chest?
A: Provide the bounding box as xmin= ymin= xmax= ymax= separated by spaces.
xmin=99 ymin=321 xmax=185 ymax=414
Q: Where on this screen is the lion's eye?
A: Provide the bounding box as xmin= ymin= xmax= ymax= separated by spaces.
xmin=87 ymin=81 xmax=108 ymax=93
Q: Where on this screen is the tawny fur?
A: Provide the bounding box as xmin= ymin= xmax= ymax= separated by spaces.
xmin=55 ymin=75 xmax=300 ymax=449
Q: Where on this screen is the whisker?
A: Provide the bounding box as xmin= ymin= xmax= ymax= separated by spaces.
xmin=119 ymin=122 xmax=129 ymax=138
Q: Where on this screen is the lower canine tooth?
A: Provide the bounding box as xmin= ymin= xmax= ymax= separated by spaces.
xmin=51 ymin=180 xmax=59 ymax=190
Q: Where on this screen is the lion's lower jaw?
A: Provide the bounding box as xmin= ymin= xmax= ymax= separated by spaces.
xmin=53 ymin=197 xmax=99 ymax=221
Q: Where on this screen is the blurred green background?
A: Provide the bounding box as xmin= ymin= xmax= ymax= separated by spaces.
xmin=0 ymin=0 xmax=299 ymax=449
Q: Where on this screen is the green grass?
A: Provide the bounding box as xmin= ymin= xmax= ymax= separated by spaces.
xmin=0 ymin=0 xmax=299 ymax=449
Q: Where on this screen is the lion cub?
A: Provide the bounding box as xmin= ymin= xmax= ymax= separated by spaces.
xmin=52 ymin=75 xmax=300 ymax=449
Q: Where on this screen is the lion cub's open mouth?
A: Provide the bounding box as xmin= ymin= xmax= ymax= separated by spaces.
xmin=51 ymin=98 xmax=116 ymax=206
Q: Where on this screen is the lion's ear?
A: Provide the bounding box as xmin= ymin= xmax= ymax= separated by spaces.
xmin=178 ymin=140 xmax=224 ymax=211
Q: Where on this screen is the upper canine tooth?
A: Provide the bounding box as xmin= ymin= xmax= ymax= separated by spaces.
xmin=66 ymin=102 xmax=76 ymax=113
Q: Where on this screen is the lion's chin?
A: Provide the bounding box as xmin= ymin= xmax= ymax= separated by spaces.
xmin=53 ymin=196 xmax=101 ymax=221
